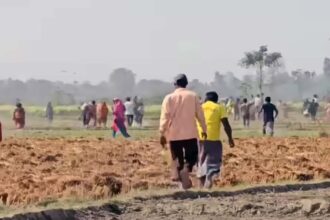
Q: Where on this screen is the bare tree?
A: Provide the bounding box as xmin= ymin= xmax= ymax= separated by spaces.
xmin=240 ymin=46 xmax=282 ymax=95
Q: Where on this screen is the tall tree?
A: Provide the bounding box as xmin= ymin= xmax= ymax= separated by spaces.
xmin=323 ymin=57 xmax=330 ymax=77
xmin=291 ymin=69 xmax=316 ymax=99
xmin=240 ymin=46 xmax=282 ymax=95
xmin=109 ymin=68 xmax=136 ymax=98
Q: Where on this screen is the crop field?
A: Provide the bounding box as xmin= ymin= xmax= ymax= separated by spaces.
xmin=0 ymin=104 xmax=330 ymax=219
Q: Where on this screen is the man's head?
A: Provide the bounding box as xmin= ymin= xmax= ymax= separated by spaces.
xmin=174 ymin=74 xmax=188 ymax=88
xmin=243 ymin=98 xmax=248 ymax=103
xmin=92 ymin=100 xmax=96 ymax=105
xmin=265 ymin=96 xmax=271 ymax=103
xmin=126 ymin=97 xmax=131 ymax=102
xmin=256 ymin=94 xmax=260 ymax=98
xmin=16 ymin=103 xmax=22 ymax=108
xmin=205 ymin=91 xmax=219 ymax=103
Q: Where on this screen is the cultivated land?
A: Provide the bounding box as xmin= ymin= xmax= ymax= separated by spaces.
xmin=0 ymin=104 xmax=330 ymax=219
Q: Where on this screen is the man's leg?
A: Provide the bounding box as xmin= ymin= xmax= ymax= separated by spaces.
xmin=263 ymin=121 xmax=267 ymax=135
xmin=169 ymin=141 xmax=184 ymax=182
xmin=204 ymin=141 xmax=222 ymax=189
xmin=181 ymin=139 xmax=198 ymax=189
xmin=183 ymin=139 xmax=198 ymax=172
xmin=268 ymin=121 xmax=274 ymax=136
xmin=197 ymin=141 xmax=207 ymax=188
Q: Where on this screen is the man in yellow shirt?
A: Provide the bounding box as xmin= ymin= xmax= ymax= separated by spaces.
xmin=197 ymin=91 xmax=235 ymax=189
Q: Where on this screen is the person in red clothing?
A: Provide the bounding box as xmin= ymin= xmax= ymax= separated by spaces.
xmin=13 ymin=103 xmax=26 ymax=129
xmin=97 ymin=102 xmax=109 ymax=128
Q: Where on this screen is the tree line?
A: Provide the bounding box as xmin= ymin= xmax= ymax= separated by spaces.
xmin=1 ymin=46 xmax=329 ymax=105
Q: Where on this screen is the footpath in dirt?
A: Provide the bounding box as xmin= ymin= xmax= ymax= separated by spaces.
xmin=2 ymin=182 xmax=330 ymax=220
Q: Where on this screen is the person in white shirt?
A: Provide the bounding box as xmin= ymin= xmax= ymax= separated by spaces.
xmin=254 ymin=94 xmax=262 ymax=119
xmin=124 ymin=97 xmax=134 ymax=127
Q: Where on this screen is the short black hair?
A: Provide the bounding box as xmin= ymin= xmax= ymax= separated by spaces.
xmin=92 ymin=100 xmax=96 ymax=105
xmin=265 ymin=96 xmax=271 ymax=102
xmin=126 ymin=97 xmax=131 ymax=101
xmin=174 ymin=74 xmax=188 ymax=88
xmin=205 ymin=91 xmax=219 ymax=103
xmin=243 ymin=98 xmax=248 ymax=103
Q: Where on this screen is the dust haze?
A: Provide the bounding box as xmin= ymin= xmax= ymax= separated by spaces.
xmin=1 ymin=0 xmax=330 ymax=104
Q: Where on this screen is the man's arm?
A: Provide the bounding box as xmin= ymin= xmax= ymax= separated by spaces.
xmin=159 ymin=96 xmax=171 ymax=142
xmin=221 ymin=117 xmax=234 ymax=147
xmin=274 ymin=105 xmax=279 ymax=119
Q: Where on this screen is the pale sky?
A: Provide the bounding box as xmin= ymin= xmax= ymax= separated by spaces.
xmin=0 ymin=0 xmax=329 ymax=84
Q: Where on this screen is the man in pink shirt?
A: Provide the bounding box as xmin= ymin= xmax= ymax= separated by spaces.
xmin=160 ymin=74 xmax=207 ymax=189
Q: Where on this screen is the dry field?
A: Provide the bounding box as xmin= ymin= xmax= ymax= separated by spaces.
xmin=0 ymin=136 xmax=330 ymax=207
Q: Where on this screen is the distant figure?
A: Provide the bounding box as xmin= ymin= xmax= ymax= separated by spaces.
xmin=133 ymin=97 xmax=144 ymax=127
xmin=240 ymin=98 xmax=253 ymax=127
xmin=159 ymin=74 xmax=207 ymax=190
xmin=124 ymin=97 xmax=134 ymax=127
xmin=89 ymin=100 xmax=97 ymax=127
xmin=313 ymin=94 xmax=319 ymax=103
xmin=45 ymin=102 xmax=54 ymax=123
xmin=254 ymin=94 xmax=262 ymax=119
xmin=259 ymin=97 xmax=279 ymax=136
xmin=325 ymin=100 xmax=330 ymax=122
xmin=303 ymin=99 xmax=310 ymax=115
xmin=111 ymin=98 xmax=130 ymax=138
xmin=308 ymin=99 xmax=319 ymax=121
xmin=81 ymin=102 xmax=89 ymax=127
xmin=278 ymin=100 xmax=289 ymax=119
xmin=225 ymin=98 xmax=234 ymax=116
xmin=197 ymin=91 xmax=234 ymax=189
xmin=249 ymin=95 xmax=256 ymax=121
xmin=13 ymin=103 xmax=25 ymax=129
xmin=137 ymin=98 xmax=144 ymax=126
xmin=234 ymin=98 xmax=241 ymax=121
xmin=97 ymin=102 xmax=109 ymax=128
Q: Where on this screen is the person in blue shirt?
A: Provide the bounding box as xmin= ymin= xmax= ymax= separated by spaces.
xmin=259 ymin=96 xmax=278 ymax=136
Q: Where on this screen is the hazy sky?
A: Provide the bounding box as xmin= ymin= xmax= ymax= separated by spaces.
xmin=0 ymin=0 xmax=329 ymax=84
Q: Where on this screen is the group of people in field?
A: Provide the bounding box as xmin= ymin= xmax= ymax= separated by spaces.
xmin=303 ymin=95 xmax=320 ymax=121
xmin=11 ymin=96 xmax=145 ymax=138
xmin=224 ymin=94 xmax=279 ymax=134
xmin=79 ymin=97 xmax=144 ymax=137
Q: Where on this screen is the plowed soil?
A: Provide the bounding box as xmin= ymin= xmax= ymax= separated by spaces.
xmin=0 ymin=137 xmax=330 ymax=206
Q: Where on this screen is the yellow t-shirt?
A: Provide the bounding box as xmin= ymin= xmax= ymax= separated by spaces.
xmin=197 ymin=101 xmax=228 ymax=141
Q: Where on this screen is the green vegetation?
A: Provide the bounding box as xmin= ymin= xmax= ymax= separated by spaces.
xmin=1 ymin=102 xmax=329 ymax=139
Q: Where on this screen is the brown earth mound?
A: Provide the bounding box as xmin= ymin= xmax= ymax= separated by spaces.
xmin=0 ymin=137 xmax=329 ymax=206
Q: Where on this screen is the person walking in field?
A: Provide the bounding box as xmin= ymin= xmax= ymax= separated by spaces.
xmin=124 ymin=97 xmax=134 ymax=127
xmin=159 ymin=74 xmax=207 ymax=190
xmin=111 ymin=98 xmax=130 ymax=138
xmin=254 ymin=94 xmax=262 ymax=119
xmin=259 ymin=97 xmax=279 ymax=136
xmin=89 ymin=100 xmax=97 ymax=127
xmin=240 ymin=98 xmax=253 ymax=127
xmin=325 ymin=100 xmax=330 ymax=122
xmin=197 ymin=91 xmax=234 ymax=189
xmin=45 ymin=102 xmax=54 ymax=124
xmin=13 ymin=103 xmax=26 ymax=129
xmin=233 ymin=98 xmax=241 ymax=121
xmin=308 ymin=99 xmax=319 ymax=121
xmin=97 ymin=102 xmax=109 ymax=128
